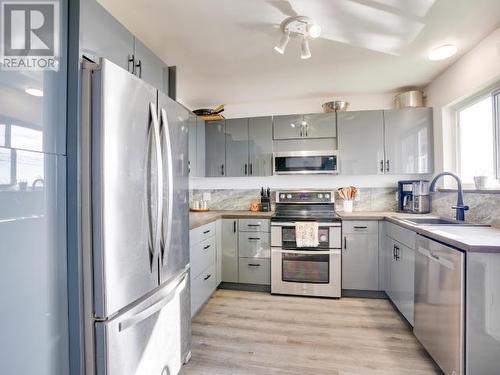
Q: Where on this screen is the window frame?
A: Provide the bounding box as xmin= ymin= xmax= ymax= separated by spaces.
xmin=455 ymin=89 xmax=499 ymax=187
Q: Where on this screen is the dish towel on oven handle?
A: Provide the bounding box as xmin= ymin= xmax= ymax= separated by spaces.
xmin=295 ymin=221 xmax=319 ymax=248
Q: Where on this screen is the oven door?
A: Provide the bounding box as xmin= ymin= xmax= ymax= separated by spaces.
xmin=271 ymin=248 xmax=341 ymax=298
xmin=273 ymin=151 xmax=338 ymax=175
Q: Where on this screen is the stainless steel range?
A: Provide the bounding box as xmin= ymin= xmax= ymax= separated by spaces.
xmin=271 ymin=191 xmax=342 ymax=298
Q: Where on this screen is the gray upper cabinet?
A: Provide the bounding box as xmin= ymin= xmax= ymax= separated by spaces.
xmin=249 ymin=117 xmax=273 ymax=176
xmin=205 ymin=121 xmax=226 ymax=176
xmin=133 ymin=38 xmax=168 ymax=93
xmin=274 ymin=113 xmax=335 ymax=139
xmin=80 ymin=0 xmax=168 ymax=91
xmin=196 ymin=118 xmax=206 ymax=177
xmin=188 ymin=114 xmax=198 ymax=176
xmin=384 ymin=107 xmax=433 ymax=174
xmin=338 ymin=110 xmax=385 ymax=174
xmin=225 ymin=119 xmax=250 ymax=177
xmin=302 ymin=113 xmax=336 ymax=138
xmin=273 ymin=115 xmax=303 ymax=139
xmin=80 ymin=0 xmax=135 ymax=72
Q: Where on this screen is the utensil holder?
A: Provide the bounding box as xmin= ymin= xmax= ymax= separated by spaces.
xmin=343 ymin=200 xmax=354 ymax=212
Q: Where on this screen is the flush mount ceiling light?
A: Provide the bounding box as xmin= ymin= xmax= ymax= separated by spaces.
xmin=25 ymin=87 xmax=43 ymax=97
xmin=428 ymin=44 xmax=458 ymax=61
xmin=274 ymin=16 xmax=321 ymax=59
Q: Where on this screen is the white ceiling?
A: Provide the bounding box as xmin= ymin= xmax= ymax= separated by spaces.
xmin=97 ymin=0 xmax=500 ymax=109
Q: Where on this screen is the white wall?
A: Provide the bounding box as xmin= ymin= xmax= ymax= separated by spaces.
xmin=218 ymin=93 xmax=395 ymax=119
xmin=425 ymin=27 xmax=500 ymax=176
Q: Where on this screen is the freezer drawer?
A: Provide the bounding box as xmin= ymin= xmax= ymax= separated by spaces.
xmin=95 ymin=271 xmax=188 ymax=375
xmin=414 ymin=235 xmax=464 ymax=375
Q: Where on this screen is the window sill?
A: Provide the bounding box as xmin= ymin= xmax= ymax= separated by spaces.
xmin=438 ymin=188 xmax=500 ymax=194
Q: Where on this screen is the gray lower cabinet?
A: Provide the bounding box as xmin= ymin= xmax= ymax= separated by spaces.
xmin=205 ymin=121 xmax=226 ymax=176
xmin=384 ymin=107 xmax=433 ymax=174
xmin=238 ymin=258 xmax=271 ymax=285
xmin=225 ymin=118 xmax=250 ymax=177
xmin=239 ymin=232 xmax=271 ymax=258
xmin=383 ymin=222 xmax=416 ymax=326
xmin=190 ymin=223 xmax=217 ymax=316
xmin=342 ymin=221 xmax=379 ymax=290
xmin=221 ymin=219 xmax=239 ymax=283
xmin=249 ymin=117 xmax=273 ymax=176
xmin=338 ymin=110 xmax=385 ymax=174
xmin=133 ymin=38 xmax=168 ymax=92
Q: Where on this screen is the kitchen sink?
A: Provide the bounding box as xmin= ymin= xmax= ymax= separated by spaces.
xmin=401 ymin=217 xmax=487 ymax=226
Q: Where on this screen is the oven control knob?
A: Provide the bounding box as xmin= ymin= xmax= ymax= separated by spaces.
xmin=317 ymin=193 xmax=323 ymax=199
xmin=320 ymin=234 xmax=328 ymax=242
xmin=325 ymin=193 xmax=330 ymax=199
xmin=280 ymin=194 xmax=285 ymax=199
xmin=286 ymin=194 xmax=292 ymax=199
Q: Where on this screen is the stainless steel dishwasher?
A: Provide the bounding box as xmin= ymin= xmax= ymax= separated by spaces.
xmin=414 ymin=235 xmax=465 ymax=375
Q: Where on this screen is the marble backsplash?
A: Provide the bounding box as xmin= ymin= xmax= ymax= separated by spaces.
xmin=431 ymin=191 xmax=500 ymax=227
xmin=190 ymin=188 xmax=500 ymax=226
xmin=189 ymin=188 xmax=398 ymax=212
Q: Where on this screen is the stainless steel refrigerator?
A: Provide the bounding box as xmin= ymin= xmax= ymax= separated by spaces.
xmin=81 ymin=58 xmax=191 ymax=375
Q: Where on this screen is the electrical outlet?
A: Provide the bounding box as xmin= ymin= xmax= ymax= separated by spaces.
xmin=202 ymin=192 xmax=211 ymax=201
xmin=355 ymin=190 xmax=361 ymax=202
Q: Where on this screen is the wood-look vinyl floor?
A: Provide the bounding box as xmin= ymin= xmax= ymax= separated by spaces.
xmin=180 ymin=289 xmax=441 ymax=375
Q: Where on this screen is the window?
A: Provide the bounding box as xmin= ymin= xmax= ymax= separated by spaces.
xmin=456 ymin=90 xmax=500 ymax=186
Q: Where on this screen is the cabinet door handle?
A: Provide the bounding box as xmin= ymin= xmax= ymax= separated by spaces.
xmin=203 ymin=274 xmax=212 ymax=281
xmin=247 ymin=224 xmax=261 ymax=227
xmin=203 ymin=230 xmax=211 ymax=234
xmin=245 ymin=163 xmax=248 ymax=175
xmin=385 ymin=160 xmax=390 ymax=172
xmin=233 ymin=220 xmax=236 ymax=233
xmin=128 ymin=54 xmax=135 ymax=74
xmin=380 ymin=160 xmax=384 ymax=173
xmin=353 ymin=226 xmax=367 ymax=229
xmin=248 ymin=237 xmax=261 ymax=241
xmin=135 ymin=59 xmax=142 ymax=78
xmin=393 ymin=245 xmax=396 ymax=260
xmin=248 ymin=264 xmax=261 ymax=267
xmin=344 ymin=236 xmax=347 ymax=250
xmin=249 ymin=163 xmax=253 ymax=175
xmin=221 ymin=164 xmax=224 ymax=176
xmin=203 ymin=244 xmax=211 ymax=250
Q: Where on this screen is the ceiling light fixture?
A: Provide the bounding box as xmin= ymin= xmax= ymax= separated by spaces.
xmin=307 ymin=24 xmax=321 ymax=39
xmin=301 ymin=38 xmax=311 ymax=60
xmin=25 ymin=87 xmax=43 ymax=97
xmin=428 ymin=44 xmax=458 ymax=61
xmin=274 ymin=16 xmax=320 ymax=59
xmin=274 ymin=31 xmax=290 ymax=54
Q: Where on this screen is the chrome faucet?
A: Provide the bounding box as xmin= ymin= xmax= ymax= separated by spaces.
xmin=429 ymin=172 xmax=469 ymax=221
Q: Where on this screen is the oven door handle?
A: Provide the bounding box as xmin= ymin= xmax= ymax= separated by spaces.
xmin=272 ymin=249 xmax=339 ymax=255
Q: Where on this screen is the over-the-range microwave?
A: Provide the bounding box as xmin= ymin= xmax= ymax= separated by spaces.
xmin=273 ymin=150 xmax=339 ymax=175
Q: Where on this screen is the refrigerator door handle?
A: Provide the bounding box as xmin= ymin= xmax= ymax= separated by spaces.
xmin=160 ymin=108 xmax=174 ymax=266
xmin=150 ymin=102 xmax=164 ymax=266
xmin=119 ymin=272 xmax=187 ymax=332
